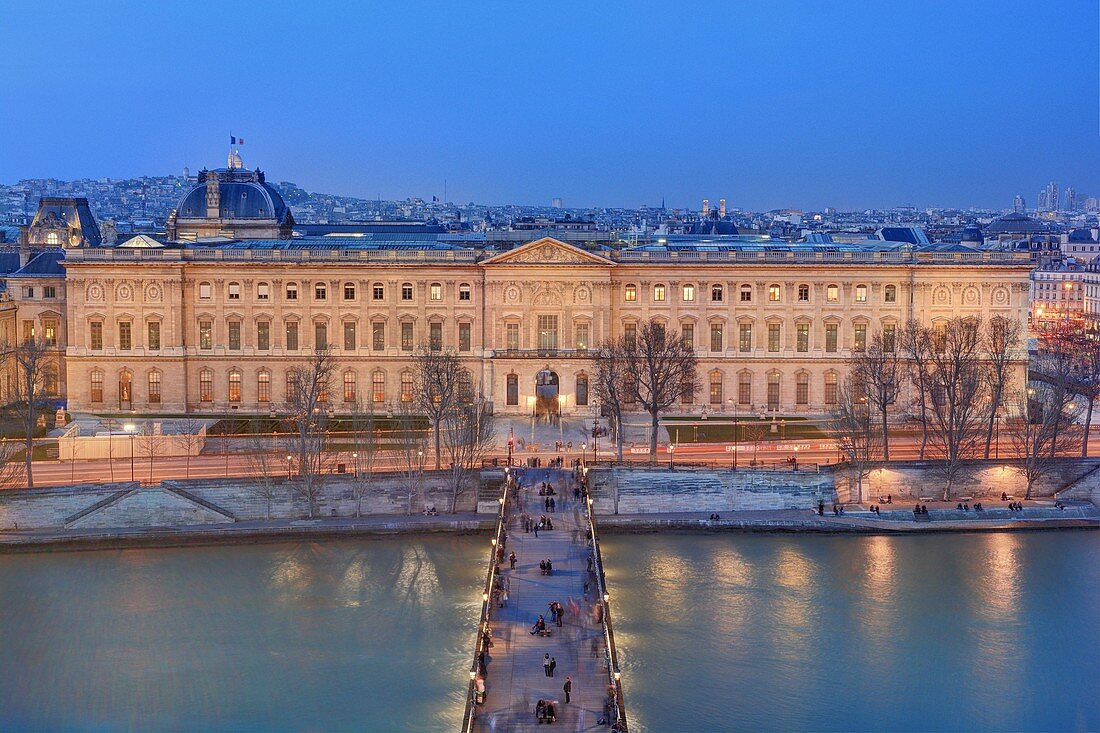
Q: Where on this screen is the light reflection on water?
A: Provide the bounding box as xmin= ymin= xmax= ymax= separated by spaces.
xmin=602 ymin=531 xmax=1100 ymax=733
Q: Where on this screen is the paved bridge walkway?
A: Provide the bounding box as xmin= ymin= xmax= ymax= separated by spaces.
xmin=468 ymin=468 xmax=619 ymax=731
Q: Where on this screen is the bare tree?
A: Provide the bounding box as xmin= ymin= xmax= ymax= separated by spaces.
xmin=902 ymin=320 xmax=935 ymax=460
xmin=1041 ymin=325 xmax=1100 ymax=457
xmin=349 ymin=398 xmax=380 ymax=517
xmin=829 ymin=376 xmax=882 ymax=504
xmin=4 ymin=339 xmax=57 ymax=489
xmin=925 ymin=318 xmax=991 ymax=500
xmin=413 ymin=348 xmax=464 ymax=470
xmin=742 ymin=421 xmax=769 ymax=465
xmin=1008 ymin=382 xmax=1083 ymax=499
xmin=99 ymin=416 xmax=120 ymax=483
xmin=852 ymin=331 xmax=902 ymax=461
xmin=592 ymin=338 xmax=630 ymax=462
xmin=287 ymin=347 xmax=337 ymax=517
xmin=0 ymin=438 xmax=27 ymax=489
xmin=621 ymin=321 xmax=697 ymax=461
xmin=134 ymin=423 xmax=167 ymax=483
xmin=173 ymin=417 xmax=206 ymax=479
xmin=245 ymin=442 xmax=284 ymax=521
xmin=440 ymin=394 xmax=496 ymax=513
xmin=390 ymin=400 xmax=428 ymax=514
xmin=983 ymin=315 xmax=1023 ymax=458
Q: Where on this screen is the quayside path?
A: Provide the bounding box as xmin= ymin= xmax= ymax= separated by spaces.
xmin=461 ymin=467 xmax=627 ymax=732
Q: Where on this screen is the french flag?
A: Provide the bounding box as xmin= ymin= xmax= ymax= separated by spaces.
xmin=230 ymin=135 xmax=245 ymax=146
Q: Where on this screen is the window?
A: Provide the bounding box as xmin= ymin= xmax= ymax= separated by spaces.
xmin=315 ymin=283 xmax=327 ymax=301
xmin=827 ymin=284 xmax=839 ymax=302
xmin=681 ymin=322 xmax=694 ymax=347
xmin=228 ymin=282 xmax=241 ymax=300
xmin=199 ymin=282 xmax=212 ymax=299
xmin=430 ymin=322 xmax=443 ymax=351
xmin=853 ymin=323 xmax=867 ymax=352
xmin=372 ymin=322 xmax=385 ymax=350
xmin=459 ymin=322 xmax=471 ymax=352
xmin=373 ymin=283 xmax=385 ymax=300
xmin=200 ymin=369 xmax=213 ymax=402
xmin=344 ymin=370 xmax=357 ymax=402
xmin=653 ymin=284 xmax=666 ymax=302
xmin=824 ymin=373 xmax=838 ymax=405
xmin=22 ymin=287 xmax=33 ymax=299
xmin=90 ymin=322 xmax=103 ymax=350
xmin=738 ymin=373 xmax=752 ymax=405
xmin=257 ymin=322 xmax=270 ymax=350
xmin=285 ymin=283 xmax=298 ymax=300
xmin=314 ymin=322 xmax=328 ymax=350
xmin=257 ymin=282 xmax=270 ymax=300
xmin=401 ymin=372 xmax=414 ymax=403
xmin=575 ymin=323 xmax=589 ymax=351
xmin=740 ymin=284 xmax=753 ymax=303
xmin=343 ymin=322 xmax=356 ymax=351
xmin=258 ymin=371 xmax=270 ymax=403
xmin=286 ymin=373 xmax=297 ymax=403
xmin=710 ymin=323 xmax=723 ymax=352
xmin=372 ymin=371 xmax=385 ymax=403
xmin=624 ymin=322 xmax=637 ymax=348
xmin=884 ymin=284 xmax=897 ymax=303
xmin=683 ymin=284 xmax=695 ymax=302
xmin=933 ymin=323 xmax=947 ymax=353
xmin=796 ymin=323 xmax=809 ymax=352
xmin=768 ymin=284 xmax=781 ymax=302
xmin=739 ymin=323 xmax=752 ymax=353
xmin=768 ymin=323 xmax=780 ymax=352
xmin=624 ymin=284 xmax=637 ymax=302
xmin=709 ymin=372 xmax=723 ymax=405
xmin=285 ymin=321 xmax=299 ymax=351
xmin=45 ymin=232 xmax=58 ymax=245
xmin=430 ymin=283 xmax=442 ymax=301
xmin=459 ymin=283 xmax=471 ymax=301
xmin=228 ymin=322 xmax=241 ymax=350
xmin=798 ymin=284 xmax=810 ymax=302
xmin=43 ymin=286 xmax=56 ymax=299
xmin=458 ymin=371 xmax=474 ymax=404
xmin=825 ymin=323 xmax=838 ymax=353
xmin=228 ymin=370 xmax=242 ymax=403
xmin=90 ymin=370 xmax=104 ymax=402
xmin=538 ymin=315 xmax=559 ymax=350
xmin=711 ymin=284 xmax=723 ymax=302
xmin=118 ymin=322 xmax=132 ymax=350
xmin=343 ymin=283 xmax=356 ymax=300
xmin=401 ymin=283 xmax=413 ymax=301
xmin=576 ymin=374 xmax=589 ymax=406
xmin=22 ymin=320 xmax=34 ymax=343
xmin=796 ymin=373 xmax=809 ymax=405
xmin=506 ymin=374 xmax=519 ymax=405
xmin=680 ymin=374 xmax=694 ymax=404
xmin=43 ymin=319 xmax=58 ymax=347
xmin=883 ymin=323 xmax=896 ymax=352
xmin=401 ymin=322 xmax=414 ymax=351
xmin=147 ymin=322 xmax=160 ymax=350
xmin=767 ymin=373 xmax=780 ymax=411
xmin=506 ymin=322 xmax=520 ymax=350
xmin=148 ymin=371 xmax=161 ymax=403
xmin=855 ymin=284 xmax=867 ymax=303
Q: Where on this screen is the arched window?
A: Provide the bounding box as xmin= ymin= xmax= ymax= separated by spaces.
xmin=576 ymin=373 xmax=589 ymax=406
xmin=46 ymin=232 xmax=59 ymax=246
xmin=430 ymin=282 xmax=443 ymax=301
xmin=653 ymin=284 xmax=666 ymax=302
xmin=506 ymin=373 xmax=519 ymax=405
xmin=796 ymin=372 xmax=809 ymax=405
xmin=199 ymin=282 xmax=212 ymax=299
xmin=148 ymin=370 xmax=161 ymax=404
xmin=738 ymin=372 xmax=752 ymax=406
xmin=401 ymin=283 xmax=413 ymax=301
xmin=826 ymin=284 xmax=839 ymax=302
xmin=855 ymin=284 xmax=868 ymax=303
xmin=314 ymin=283 xmax=327 ymax=301
xmin=709 ymin=370 xmax=723 ymax=405
xmin=824 ymin=372 xmax=838 ymax=405
xmin=257 ymin=370 xmax=271 ymax=403
xmin=682 ymin=283 xmax=695 ymax=302
xmin=228 ymin=282 xmax=241 ymax=300
xmin=344 ymin=369 xmax=357 ymax=402
xmin=228 ymin=369 xmax=242 ymax=403
xmin=740 ymin=284 xmax=753 ymax=302
xmin=768 ymin=284 xmax=781 ymax=302
xmin=118 ymin=370 xmax=132 ymax=404
xmin=343 ymin=282 xmax=356 ymax=301
xmin=767 ymin=372 xmax=780 ymax=411
xmin=401 ymin=372 xmax=414 ymax=403
xmin=711 ymin=284 xmax=723 ymax=302
xmin=372 ymin=282 xmax=385 ymax=300
xmin=797 ymin=284 xmax=810 ymax=302
xmin=624 ymin=284 xmax=637 ymax=302
xmin=884 ymin=284 xmax=897 ymax=303
xmin=285 ymin=282 xmax=298 ymax=300
xmin=459 ymin=283 xmax=472 ymax=301
xmin=199 ymin=369 xmax=213 ymax=402
xmin=286 ymin=372 xmax=297 ymax=403
xmin=257 ymin=282 xmax=270 ymax=300
xmin=372 ymin=371 xmax=385 ymax=403
xmin=90 ymin=370 xmax=104 ymax=403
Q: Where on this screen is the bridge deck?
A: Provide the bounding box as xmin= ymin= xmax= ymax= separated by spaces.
xmin=472 ymin=468 xmax=612 ymax=731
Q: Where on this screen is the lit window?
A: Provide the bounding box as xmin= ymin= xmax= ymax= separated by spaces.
xmin=200 ymin=369 xmax=213 ymax=402
xmin=148 ymin=371 xmax=161 ymax=404
xmin=798 ymin=284 xmax=809 ymax=302
xmin=854 ymin=323 xmax=867 ymax=351
xmin=401 ymin=372 xmax=414 ymax=403
xmin=258 ymin=371 xmax=270 ymax=402
xmin=710 ymin=323 xmax=723 ymax=352
xmin=768 ymin=284 xmax=781 ymax=302
xmin=768 ymin=323 xmax=780 ymax=352
xmin=228 ymin=370 xmax=242 ymax=402
xmin=682 ymin=284 xmax=695 ymax=302
xmin=625 ymin=284 xmax=637 ymax=302
xmin=709 ymin=372 xmax=723 ymax=405
xmin=855 ymin=285 xmax=867 ymax=303
xmin=739 ymin=323 xmax=752 ymax=352
xmin=372 ymin=371 xmax=386 ymax=403
xmin=653 ymin=284 xmax=666 ymax=302
xmin=430 ymin=283 xmax=442 ymax=301
xmin=199 ymin=320 xmax=212 ymax=350
xmin=796 ymin=323 xmax=809 ymax=352
xmin=884 ymin=285 xmax=897 ymax=303
xmin=344 ymin=370 xmax=357 ymax=402
xmin=827 ymin=284 xmax=839 ymax=302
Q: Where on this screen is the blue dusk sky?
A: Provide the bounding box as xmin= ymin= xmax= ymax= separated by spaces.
xmin=0 ymin=0 xmax=1097 ymax=210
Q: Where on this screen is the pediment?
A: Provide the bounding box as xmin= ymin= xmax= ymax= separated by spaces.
xmin=483 ymin=237 xmax=612 ymax=266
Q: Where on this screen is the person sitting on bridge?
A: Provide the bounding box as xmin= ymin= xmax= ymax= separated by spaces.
xmin=535 ymin=699 xmax=547 ymax=721
xmin=530 ymin=615 xmax=546 ymax=635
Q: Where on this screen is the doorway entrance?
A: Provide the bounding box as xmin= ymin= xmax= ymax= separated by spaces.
xmin=534 ymin=369 xmax=560 ymax=423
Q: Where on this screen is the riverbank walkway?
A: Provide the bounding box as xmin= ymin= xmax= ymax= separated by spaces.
xmin=467 ymin=468 xmax=623 ymax=731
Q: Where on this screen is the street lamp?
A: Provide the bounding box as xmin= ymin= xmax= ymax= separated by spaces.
xmin=581 ymin=442 xmax=587 ymax=471
xmin=507 ymin=426 xmax=514 ymax=466
xmin=123 ymin=422 xmax=136 ymax=482
xmin=668 ymin=442 xmax=675 ymax=470
xmin=286 ymin=453 xmax=293 ymax=480
xmin=352 ymin=452 xmax=358 ymax=478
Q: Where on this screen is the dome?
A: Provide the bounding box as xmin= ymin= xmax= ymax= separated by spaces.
xmin=175 ymin=169 xmax=289 ymax=222
xmin=1068 ymin=228 xmax=1097 ymax=243
xmin=984 ymin=212 xmax=1049 ymax=236
xmin=959 ymin=226 xmax=983 ymax=243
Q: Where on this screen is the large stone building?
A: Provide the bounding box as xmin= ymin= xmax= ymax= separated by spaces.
xmin=5 ymin=168 xmax=1035 ymax=420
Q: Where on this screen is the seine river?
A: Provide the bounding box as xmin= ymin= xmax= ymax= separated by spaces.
xmin=0 ymin=532 xmax=1097 ymax=732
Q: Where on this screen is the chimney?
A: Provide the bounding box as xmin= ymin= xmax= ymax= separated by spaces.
xmin=719 ymin=199 xmax=727 ymax=218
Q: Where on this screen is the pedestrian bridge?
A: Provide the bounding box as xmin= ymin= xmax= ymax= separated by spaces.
xmin=461 ymin=467 xmax=628 ymax=731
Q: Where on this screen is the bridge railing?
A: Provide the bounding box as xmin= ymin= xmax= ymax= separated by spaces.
xmin=460 ymin=469 xmax=511 ymax=732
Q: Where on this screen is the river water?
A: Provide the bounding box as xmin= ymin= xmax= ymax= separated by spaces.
xmin=0 ymin=532 xmax=1096 ymax=732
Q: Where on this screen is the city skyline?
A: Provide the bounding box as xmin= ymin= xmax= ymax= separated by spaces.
xmin=1 ymin=1 xmax=1097 ymax=210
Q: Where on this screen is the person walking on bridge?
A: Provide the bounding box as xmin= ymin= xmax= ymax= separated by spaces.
xmin=563 ymin=676 xmax=572 ymax=704
xmin=543 ymin=653 xmax=552 ymax=677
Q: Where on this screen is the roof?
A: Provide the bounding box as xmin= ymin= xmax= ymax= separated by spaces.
xmin=0 ymin=225 xmax=20 ymax=244
xmin=29 ymin=197 xmax=102 ymax=247
xmin=175 ymin=169 xmax=289 ymax=222
xmin=1068 ymin=228 xmax=1098 ymax=243
xmin=0 ymin=250 xmax=23 ymax=275
xmin=208 ymin=236 xmax=466 ymax=251
xmin=985 ymin=212 xmax=1050 ymax=235
xmin=118 ymin=234 xmax=166 ymax=248
xmin=11 ymin=249 xmax=65 ymax=277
